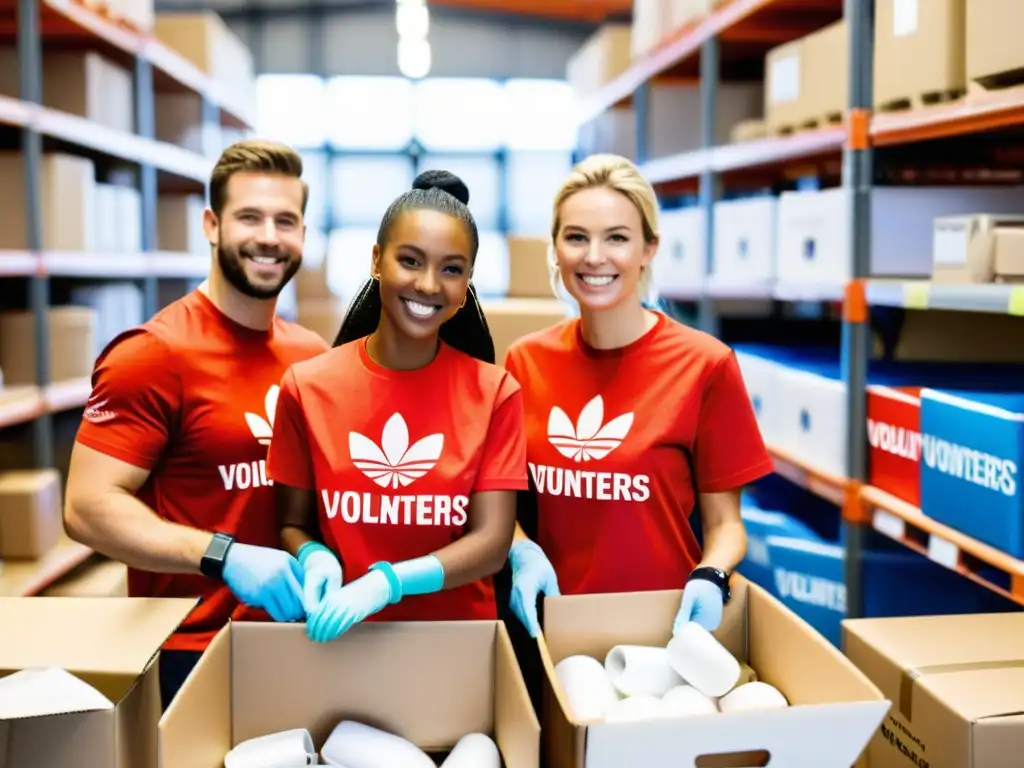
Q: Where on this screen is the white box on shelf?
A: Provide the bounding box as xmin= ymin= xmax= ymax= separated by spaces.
xmin=774 ymin=366 xmax=847 ymax=479
xmin=113 ymin=185 xmax=143 ymax=253
xmin=734 ymin=350 xmax=783 ymax=447
xmin=652 ymin=207 xmax=704 ymax=299
xmin=711 ymin=196 xmax=778 ymax=285
xmin=776 ymin=185 xmax=1024 ymax=284
xmin=94 ymin=183 xmax=120 ymax=253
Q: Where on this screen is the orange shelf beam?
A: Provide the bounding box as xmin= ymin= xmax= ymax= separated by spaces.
xmin=860 ymin=486 xmax=1024 ymax=607
xmin=0 ymin=536 xmax=95 ymax=596
xmin=871 ymin=84 xmax=1024 ymax=147
xmin=767 ymin=444 xmax=848 ymax=507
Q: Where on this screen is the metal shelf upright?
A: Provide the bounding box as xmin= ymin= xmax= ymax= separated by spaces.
xmin=839 ymin=0 xmax=874 ymax=621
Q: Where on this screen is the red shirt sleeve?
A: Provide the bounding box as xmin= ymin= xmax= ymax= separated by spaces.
xmin=74 ymin=329 xmax=181 ymax=470
xmin=473 ymin=373 xmax=529 ymax=493
xmin=693 ymin=351 xmax=774 ymax=494
xmin=266 ymin=367 xmax=315 ymax=490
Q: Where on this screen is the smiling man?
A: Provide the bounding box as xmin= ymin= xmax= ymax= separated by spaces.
xmin=64 ymin=140 xmax=329 ymax=710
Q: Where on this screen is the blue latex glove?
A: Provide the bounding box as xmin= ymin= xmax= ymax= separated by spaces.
xmin=296 ymin=541 xmax=343 ymax=614
xmin=306 ymin=555 xmax=444 ymax=643
xmin=673 ymin=578 xmax=724 ymax=634
xmin=509 ymin=540 xmax=560 ymax=638
xmin=306 ymin=570 xmax=391 ymax=643
xmin=221 ymin=542 xmax=305 ymax=623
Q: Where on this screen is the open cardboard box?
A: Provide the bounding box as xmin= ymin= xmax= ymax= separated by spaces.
xmin=158 ymin=619 xmax=540 ymax=767
xmin=0 ymin=596 xmax=198 ymax=768
xmin=538 ymin=577 xmax=890 ymax=768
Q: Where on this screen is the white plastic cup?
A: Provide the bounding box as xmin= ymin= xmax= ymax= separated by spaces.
xmin=440 ymin=733 xmax=501 ymax=768
xmin=666 ymin=622 xmax=741 ymax=698
xmin=223 ymin=728 xmax=317 ymax=768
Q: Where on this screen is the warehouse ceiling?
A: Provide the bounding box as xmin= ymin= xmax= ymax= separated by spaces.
xmin=153 ymin=0 xmax=630 ymax=22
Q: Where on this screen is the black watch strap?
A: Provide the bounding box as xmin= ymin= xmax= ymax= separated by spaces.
xmin=689 ymin=566 xmax=732 ymax=604
xmin=200 ymin=532 xmax=235 ymax=581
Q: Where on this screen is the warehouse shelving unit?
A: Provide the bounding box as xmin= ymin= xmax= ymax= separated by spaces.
xmin=0 ymin=0 xmax=251 ymax=595
xmin=576 ymin=0 xmax=1024 ymax=615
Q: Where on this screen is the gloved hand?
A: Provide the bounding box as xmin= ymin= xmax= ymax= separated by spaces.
xmin=509 ymin=539 xmax=560 ymax=638
xmin=306 ymin=570 xmax=391 ymax=643
xmin=673 ymin=578 xmax=724 ymax=634
xmin=221 ymin=542 xmax=305 ymax=623
xmin=296 ymin=541 xmax=343 ymax=614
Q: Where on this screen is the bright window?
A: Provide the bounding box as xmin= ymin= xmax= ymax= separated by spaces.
xmin=503 ymin=79 xmax=578 ymax=151
xmin=413 ymin=78 xmax=505 ymax=151
xmin=506 ymin=151 xmax=573 ymax=235
xmin=473 ymin=230 xmax=510 ymax=298
xmin=299 ymin=151 xmax=328 ymax=231
xmin=326 ymin=76 xmax=415 ymax=151
xmin=417 ymin=154 xmax=501 ymax=232
xmin=326 ymin=228 xmax=378 ymax=302
xmin=254 ymin=74 xmax=327 ymax=149
xmin=330 ymin=155 xmax=415 ymax=228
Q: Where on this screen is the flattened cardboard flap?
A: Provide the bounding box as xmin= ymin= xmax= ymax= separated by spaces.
xmin=583 ymin=701 xmax=891 ymax=768
xmin=0 ymin=597 xmax=198 ymax=676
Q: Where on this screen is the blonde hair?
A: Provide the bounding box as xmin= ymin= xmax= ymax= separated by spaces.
xmin=548 ymin=153 xmax=660 ymax=297
xmin=209 ymin=139 xmax=309 ymax=217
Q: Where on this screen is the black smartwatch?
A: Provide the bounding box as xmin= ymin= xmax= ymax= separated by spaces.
xmin=200 ymin=532 xmax=235 ymax=581
xmin=688 ymin=566 xmax=732 ymax=604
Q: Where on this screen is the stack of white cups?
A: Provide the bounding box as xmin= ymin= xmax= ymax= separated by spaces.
xmin=222 ymin=721 xmax=501 ymax=768
xmin=554 ymin=622 xmax=789 ymax=723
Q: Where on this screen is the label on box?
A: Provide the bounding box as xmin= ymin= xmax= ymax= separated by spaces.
xmin=893 ymin=0 xmax=918 ymax=37
xmin=867 ymin=386 xmax=923 ymax=507
xmin=933 ymin=222 xmax=969 ymax=266
xmin=770 ymin=54 xmax=799 ymax=104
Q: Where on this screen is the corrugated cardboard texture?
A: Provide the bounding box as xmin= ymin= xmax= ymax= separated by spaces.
xmin=539 ymin=580 xmax=886 ymax=768
xmin=844 ymin=612 xmax=1024 ymax=768
xmin=159 ymin=620 xmax=539 ymax=768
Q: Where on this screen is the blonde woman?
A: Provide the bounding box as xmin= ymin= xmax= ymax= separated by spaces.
xmin=504 ymin=154 xmax=771 ymax=640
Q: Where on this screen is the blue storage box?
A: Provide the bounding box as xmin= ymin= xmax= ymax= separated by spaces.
xmin=920 ymin=389 xmax=1024 ymax=558
xmin=766 ymin=534 xmax=1018 ymax=648
xmin=738 ymin=506 xmax=822 ymax=595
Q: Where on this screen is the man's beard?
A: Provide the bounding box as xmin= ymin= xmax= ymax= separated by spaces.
xmin=217 ymin=243 xmax=300 ymax=300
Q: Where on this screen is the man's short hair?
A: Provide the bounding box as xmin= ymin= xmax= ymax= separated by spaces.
xmin=208 ymin=139 xmax=309 ymax=217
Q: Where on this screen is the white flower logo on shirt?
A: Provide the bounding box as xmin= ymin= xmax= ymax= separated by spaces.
xmin=349 ymin=413 xmax=444 ymax=489
xmin=548 ymin=395 xmax=634 ymax=462
xmin=244 ymin=385 xmax=279 ymax=446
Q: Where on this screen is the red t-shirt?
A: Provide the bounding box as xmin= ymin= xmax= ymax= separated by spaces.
xmin=267 ymin=339 xmax=528 ymax=622
xmin=504 ymin=312 xmax=773 ymax=596
xmin=74 ymin=290 xmax=329 ymax=651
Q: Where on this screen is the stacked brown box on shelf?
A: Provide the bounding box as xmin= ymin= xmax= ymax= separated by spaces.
xmin=0 ymin=468 xmax=62 ymax=561
xmin=0 ymin=307 xmax=97 ymax=387
xmin=482 ymin=237 xmax=567 ymax=363
xmin=931 ymin=214 xmax=1024 ymax=284
xmin=874 ymin=0 xmax=966 ymax=113
xmin=566 ymin=24 xmax=631 ymax=100
xmin=631 ymin=0 xmax=714 ymax=59
xmin=966 ymin=0 xmax=1023 ymax=93
xmin=764 ymin=20 xmax=847 ymax=135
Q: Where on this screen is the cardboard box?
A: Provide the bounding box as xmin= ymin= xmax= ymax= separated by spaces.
xmin=296 ymin=298 xmax=345 ymax=345
xmin=966 ymin=0 xmax=1022 ymax=87
xmin=42 ymin=557 xmax=129 ymax=597
xmin=480 ymin=298 xmax=568 ymax=364
xmin=0 ymin=306 xmax=97 ymax=386
xmin=157 ymin=621 xmax=540 ymax=767
xmin=0 ymin=468 xmax=62 ymax=559
xmin=844 ymin=612 xmax=1024 ymax=768
xmin=507 ymin=237 xmax=554 ymax=299
xmin=803 ymin=20 xmax=848 ymax=125
xmin=539 ymin=579 xmax=888 ymax=768
xmin=0 ymin=597 xmax=197 ymax=768
xmin=867 ymin=385 xmax=923 ymax=507
xmin=764 ymin=38 xmax=809 ymax=134
xmin=932 ymin=214 xmax=1024 ymax=284
xmin=0 ymin=151 xmax=98 ymax=252
xmin=566 ymin=24 xmax=632 ymax=98
xmin=874 ymin=0 xmax=966 ymax=111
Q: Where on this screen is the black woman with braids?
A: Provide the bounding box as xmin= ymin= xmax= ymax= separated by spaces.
xmin=267 ymin=170 xmax=528 ymax=643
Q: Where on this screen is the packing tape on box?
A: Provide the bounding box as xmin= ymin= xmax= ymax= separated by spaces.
xmin=900 ymin=659 xmax=1024 ymax=720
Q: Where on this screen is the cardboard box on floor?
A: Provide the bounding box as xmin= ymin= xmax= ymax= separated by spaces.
xmin=539 ymin=578 xmax=889 ymax=768
xmin=0 ymin=597 xmax=198 ymax=768
xmin=158 ymin=620 xmax=540 ymax=767
xmin=844 ymin=612 xmax=1024 ymax=768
